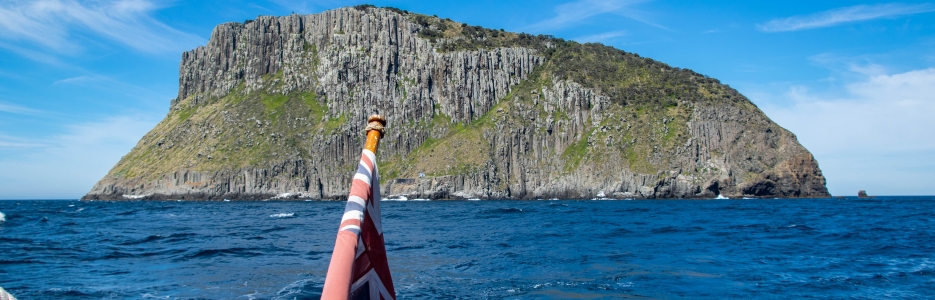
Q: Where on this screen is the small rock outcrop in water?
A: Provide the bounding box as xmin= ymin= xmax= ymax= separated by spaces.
xmin=858 ymin=190 xmax=871 ymax=198
xmin=83 ymin=6 xmax=830 ymax=200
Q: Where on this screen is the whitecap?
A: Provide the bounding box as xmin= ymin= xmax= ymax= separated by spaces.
xmin=223 ymin=199 xmax=231 ymax=202
xmin=0 ymin=211 xmax=5 ymax=223
xmin=382 ymin=195 xmax=409 ymax=201
xmin=272 ymin=278 xmax=316 ymax=300
xmin=272 ymin=192 xmax=316 ymax=200
xmin=467 ymin=198 xmax=481 ymax=201
xmin=715 ymin=194 xmax=729 ymax=199
xmin=270 ymin=213 xmax=295 ymax=218
xmin=411 ymin=198 xmax=431 ymax=201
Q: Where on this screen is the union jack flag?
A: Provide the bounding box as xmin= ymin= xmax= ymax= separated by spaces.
xmin=322 ymin=149 xmax=395 ymax=300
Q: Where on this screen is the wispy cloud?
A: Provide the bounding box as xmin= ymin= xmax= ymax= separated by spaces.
xmin=525 ymin=0 xmax=653 ymax=32
xmin=0 ymin=134 xmax=47 ymax=148
xmin=757 ymin=67 xmax=935 ymax=195
xmin=0 ymin=101 xmax=42 ymax=115
xmin=0 ymin=115 xmax=157 ymax=199
xmin=758 ymin=3 xmax=935 ymax=32
xmin=53 ymin=74 xmax=165 ymax=105
xmin=0 ymin=0 xmax=204 ymax=55
xmin=574 ymin=30 xmax=627 ymax=43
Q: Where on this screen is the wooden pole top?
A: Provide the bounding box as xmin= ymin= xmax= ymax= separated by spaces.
xmin=364 ymin=114 xmax=386 ymax=153
xmin=368 ymin=114 xmax=386 ymax=126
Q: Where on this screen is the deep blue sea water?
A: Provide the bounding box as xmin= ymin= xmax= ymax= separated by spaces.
xmin=1 ymin=197 xmax=934 ymax=299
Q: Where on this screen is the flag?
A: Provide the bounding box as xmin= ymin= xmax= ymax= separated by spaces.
xmin=322 ymin=149 xmax=395 ymax=300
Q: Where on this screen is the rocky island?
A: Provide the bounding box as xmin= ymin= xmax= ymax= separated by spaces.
xmin=83 ymin=5 xmax=829 ymax=200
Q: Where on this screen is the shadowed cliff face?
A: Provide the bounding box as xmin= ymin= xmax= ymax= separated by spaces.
xmin=83 ymin=6 xmax=828 ymax=200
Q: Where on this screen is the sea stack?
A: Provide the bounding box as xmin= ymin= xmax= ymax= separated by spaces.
xmin=83 ymin=6 xmax=829 ymax=200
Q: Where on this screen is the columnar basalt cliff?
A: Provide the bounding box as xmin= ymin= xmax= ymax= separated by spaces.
xmin=83 ymin=6 xmax=829 ymax=200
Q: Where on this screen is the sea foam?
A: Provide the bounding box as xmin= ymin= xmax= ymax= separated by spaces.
xmin=0 ymin=211 xmax=5 ymax=223
xmin=269 ymin=213 xmax=295 ymax=218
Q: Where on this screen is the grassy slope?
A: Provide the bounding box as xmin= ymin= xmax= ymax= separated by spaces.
xmin=379 ymin=9 xmax=747 ymax=184
xmin=108 ymin=73 xmax=346 ymax=183
xmin=107 ymin=7 xmax=762 ymax=191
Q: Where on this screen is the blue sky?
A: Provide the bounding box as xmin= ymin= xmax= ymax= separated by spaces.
xmin=1 ymin=0 xmax=933 ymax=199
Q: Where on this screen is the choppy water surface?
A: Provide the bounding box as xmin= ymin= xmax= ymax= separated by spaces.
xmin=1 ymin=197 xmax=934 ymax=299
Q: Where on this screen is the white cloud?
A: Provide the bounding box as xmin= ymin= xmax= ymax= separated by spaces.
xmin=0 ymin=133 xmax=47 ymax=148
xmin=759 ymin=68 xmax=935 ymax=195
xmin=0 ymin=115 xmax=158 ymax=199
xmin=0 ymin=101 xmax=41 ymax=115
xmin=0 ymin=0 xmax=204 ymax=54
xmin=525 ymin=0 xmax=651 ymax=32
xmin=54 ymin=74 xmax=160 ymax=98
xmin=575 ymin=30 xmax=627 ymax=43
xmin=758 ymin=3 xmax=935 ymax=32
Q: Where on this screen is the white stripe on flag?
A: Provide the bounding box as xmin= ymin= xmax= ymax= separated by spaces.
xmin=340 ymin=224 xmax=361 ymax=232
xmin=348 ymin=195 xmax=366 ymax=207
xmin=362 ymin=150 xmax=376 ymax=168
xmin=354 ymin=173 xmax=371 ymax=185
xmin=342 ymin=210 xmax=363 ymax=223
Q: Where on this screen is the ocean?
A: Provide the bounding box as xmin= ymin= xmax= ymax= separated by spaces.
xmin=1 ymin=197 xmax=933 ymax=299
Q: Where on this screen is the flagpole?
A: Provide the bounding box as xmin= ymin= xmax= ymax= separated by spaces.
xmin=363 ymin=115 xmax=386 ymax=154
xmin=322 ymin=115 xmax=390 ymax=300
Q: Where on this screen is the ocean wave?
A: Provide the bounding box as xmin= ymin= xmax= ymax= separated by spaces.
xmin=4 ymin=197 xmax=935 ymax=299
xmin=607 ymin=228 xmax=634 ymax=237
xmin=269 ymin=213 xmax=295 ymax=218
xmin=182 ymin=247 xmax=263 ymax=259
xmin=382 ymin=196 xmax=432 ymax=201
xmin=117 ymin=233 xmax=198 ymax=246
xmin=0 ymin=211 xmax=5 ymax=223
xmin=115 ymin=209 xmax=141 ymax=216
xmin=651 ymin=226 xmax=705 ymax=233
xmin=390 ymin=245 xmax=426 ymax=251
xmin=271 ymin=192 xmax=316 ymax=200
xmin=484 ymin=208 xmax=524 ymax=214
xmin=272 ymin=279 xmax=321 ymax=300
xmin=262 ymin=226 xmax=288 ymax=233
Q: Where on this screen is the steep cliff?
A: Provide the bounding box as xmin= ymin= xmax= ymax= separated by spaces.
xmin=83 ymin=6 xmax=829 ymax=200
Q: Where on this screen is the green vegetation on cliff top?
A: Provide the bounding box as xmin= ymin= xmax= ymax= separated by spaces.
xmin=109 ymin=6 xmax=756 ymax=187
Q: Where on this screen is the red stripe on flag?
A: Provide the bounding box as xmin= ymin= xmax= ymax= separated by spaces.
xmin=349 ymin=179 xmax=371 ymax=199
xmin=360 ymin=153 xmax=374 ymax=172
xmin=339 ymin=219 xmax=360 ymax=229
xmin=322 ymin=230 xmax=358 ymax=299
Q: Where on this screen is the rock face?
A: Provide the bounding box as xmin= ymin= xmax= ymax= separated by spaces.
xmin=83 ymin=6 xmax=829 ymax=200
